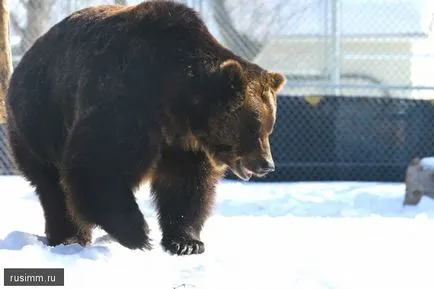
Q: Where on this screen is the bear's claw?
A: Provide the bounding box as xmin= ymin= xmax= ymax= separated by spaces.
xmin=162 ymin=237 xmax=204 ymax=255
xmin=62 ymin=236 xmax=91 ymax=247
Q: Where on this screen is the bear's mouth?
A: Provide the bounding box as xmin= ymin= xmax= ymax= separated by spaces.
xmin=231 ymin=160 xmax=253 ymax=181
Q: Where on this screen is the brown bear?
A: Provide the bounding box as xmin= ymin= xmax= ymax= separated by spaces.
xmin=5 ymin=0 xmax=286 ymax=255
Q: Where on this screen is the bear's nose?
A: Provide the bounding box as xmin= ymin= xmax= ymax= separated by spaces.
xmin=259 ymin=159 xmax=275 ymax=173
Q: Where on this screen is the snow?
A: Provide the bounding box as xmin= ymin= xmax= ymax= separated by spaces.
xmin=420 ymin=157 xmax=434 ymax=170
xmin=2 ymin=175 xmax=434 ymax=289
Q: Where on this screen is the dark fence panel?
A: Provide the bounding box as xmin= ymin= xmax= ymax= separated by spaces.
xmin=226 ymin=95 xmax=434 ymax=183
xmin=0 ymin=124 xmax=16 ymax=175
xmin=1 ymin=96 xmax=434 ymax=182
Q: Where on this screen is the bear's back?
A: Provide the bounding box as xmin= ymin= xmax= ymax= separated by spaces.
xmin=11 ymin=0 xmax=220 ymax=105
xmin=6 ymin=0 xmax=229 ymax=161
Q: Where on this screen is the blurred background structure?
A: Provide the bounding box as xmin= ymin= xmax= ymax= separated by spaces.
xmin=1 ymin=0 xmax=434 ymax=182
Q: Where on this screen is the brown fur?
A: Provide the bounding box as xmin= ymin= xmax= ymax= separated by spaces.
xmin=5 ymin=0 xmax=286 ymax=255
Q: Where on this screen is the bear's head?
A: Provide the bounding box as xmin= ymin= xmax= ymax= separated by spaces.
xmin=204 ymin=59 xmax=286 ymax=181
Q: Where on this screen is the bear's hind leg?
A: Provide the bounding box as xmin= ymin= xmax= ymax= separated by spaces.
xmin=151 ymin=147 xmax=222 ymax=255
xmin=8 ymin=140 xmax=92 ymax=246
xmin=36 ymin=172 xmax=93 ymax=247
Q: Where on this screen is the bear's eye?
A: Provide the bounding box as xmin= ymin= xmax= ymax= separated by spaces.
xmin=244 ymin=117 xmax=261 ymax=141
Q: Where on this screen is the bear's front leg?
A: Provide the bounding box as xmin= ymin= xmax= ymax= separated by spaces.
xmin=151 ymin=147 xmax=222 ymax=255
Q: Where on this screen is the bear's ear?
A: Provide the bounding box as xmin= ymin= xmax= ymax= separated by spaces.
xmin=268 ymin=72 xmax=286 ymax=92
xmin=219 ymin=59 xmax=247 ymax=112
xmin=220 ymin=59 xmax=246 ymax=91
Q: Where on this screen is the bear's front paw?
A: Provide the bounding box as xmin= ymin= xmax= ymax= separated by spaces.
xmin=98 ymin=212 xmax=152 ymax=250
xmin=162 ymin=236 xmax=205 ymax=255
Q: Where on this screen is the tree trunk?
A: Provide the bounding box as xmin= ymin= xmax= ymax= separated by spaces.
xmin=209 ymin=0 xmax=262 ymax=61
xmin=17 ymin=0 xmax=53 ymax=56
xmin=0 ymin=0 xmax=12 ymax=124
xmin=403 ymin=157 xmax=434 ymax=206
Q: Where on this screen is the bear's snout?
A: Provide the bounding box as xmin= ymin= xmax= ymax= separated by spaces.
xmin=256 ymin=158 xmax=275 ymax=174
xmin=244 ymin=155 xmax=275 ymax=178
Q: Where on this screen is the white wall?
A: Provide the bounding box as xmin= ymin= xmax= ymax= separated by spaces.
xmin=254 ymin=36 xmax=433 ymax=98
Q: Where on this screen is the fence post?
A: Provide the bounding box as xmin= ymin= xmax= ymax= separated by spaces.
xmin=330 ymin=0 xmax=341 ymax=96
xmin=0 ymin=0 xmax=13 ymax=175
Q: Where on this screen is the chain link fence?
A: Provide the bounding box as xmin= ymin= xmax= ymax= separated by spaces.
xmin=2 ymin=0 xmax=434 ymax=182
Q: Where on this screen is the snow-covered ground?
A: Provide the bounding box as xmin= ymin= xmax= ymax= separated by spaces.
xmin=1 ymin=175 xmax=434 ymax=289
